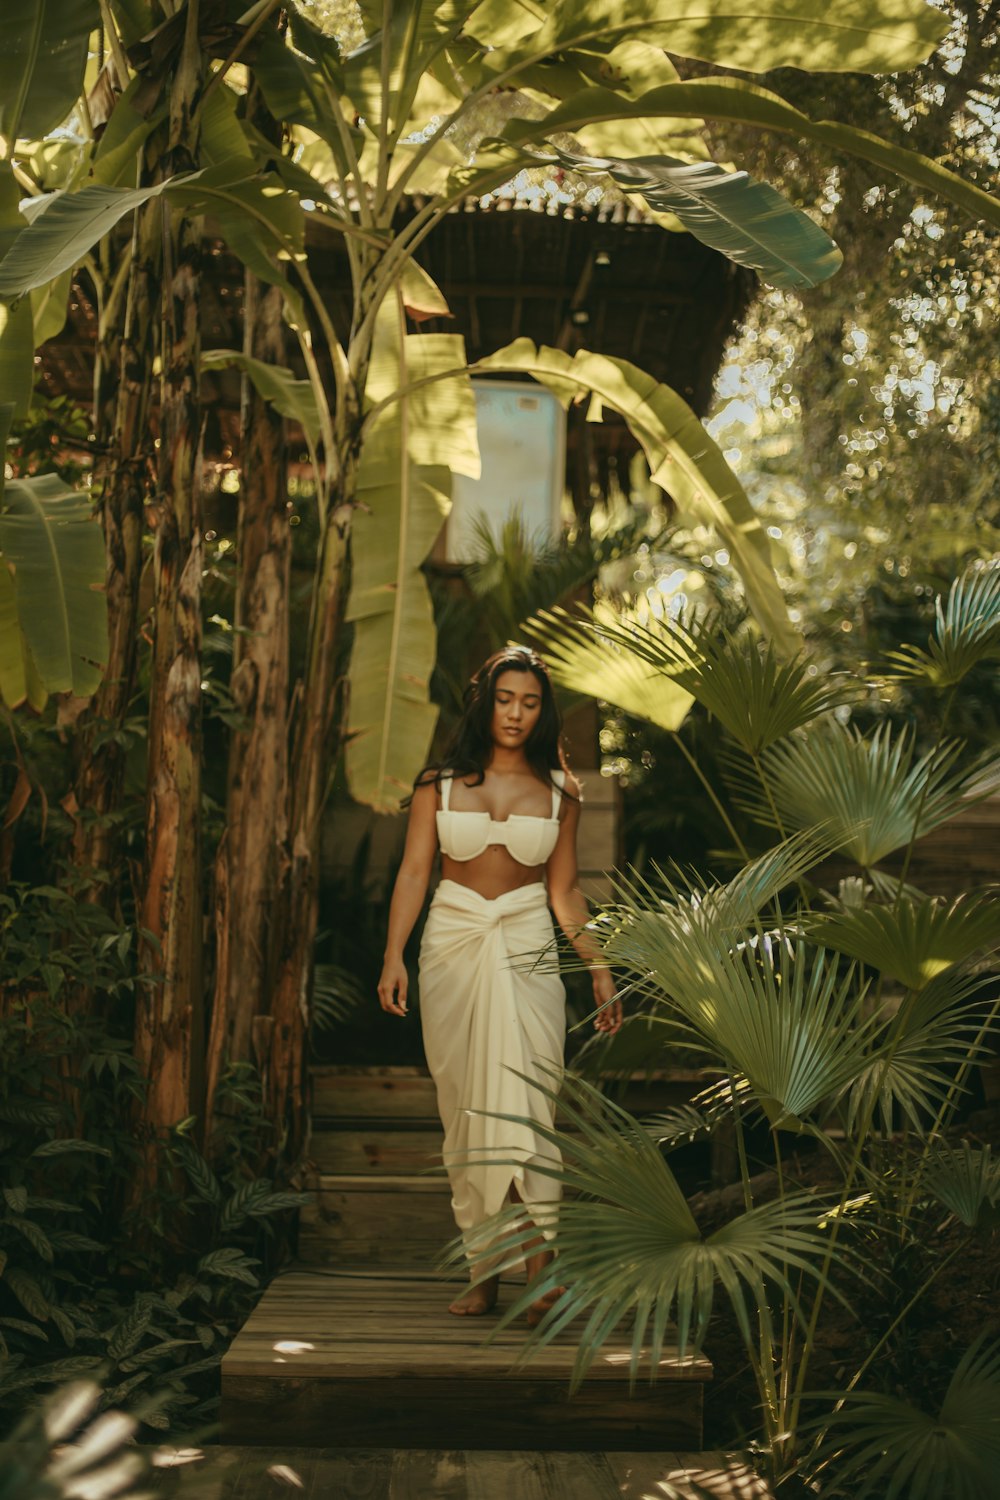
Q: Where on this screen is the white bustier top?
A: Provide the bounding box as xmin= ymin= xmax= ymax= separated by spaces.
xmin=436 ymin=770 xmax=565 ymax=867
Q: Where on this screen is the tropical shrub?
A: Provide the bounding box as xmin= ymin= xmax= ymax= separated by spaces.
xmin=0 ymin=884 xmax=309 ymax=1435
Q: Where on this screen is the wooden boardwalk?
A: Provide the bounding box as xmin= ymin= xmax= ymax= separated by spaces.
xmin=150 ymin=1446 xmax=771 ymax=1498
xmin=221 ymin=1269 xmax=711 ymax=1450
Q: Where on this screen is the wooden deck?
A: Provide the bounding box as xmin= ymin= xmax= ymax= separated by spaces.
xmin=221 ymin=1269 xmax=711 ymax=1451
xmin=148 ymin=1445 xmax=771 ymax=1498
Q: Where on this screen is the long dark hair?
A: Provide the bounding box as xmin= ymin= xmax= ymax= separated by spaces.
xmin=414 ymin=646 xmax=571 ymax=798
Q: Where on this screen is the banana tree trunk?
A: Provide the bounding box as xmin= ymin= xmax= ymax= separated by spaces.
xmin=266 ymin=482 xmax=355 ymax=1161
xmin=71 ymin=202 xmax=160 ymax=909
xmin=206 ymin=273 xmax=290 ymax=1139
xmin=134 ymin=10 xmax=206 ymax=1159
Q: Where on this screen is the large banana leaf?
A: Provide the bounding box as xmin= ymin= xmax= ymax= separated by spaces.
xmin=477 ymin=0 xmax=949 ymax=82
xmin=0 ymin=165 xmax=34 ymax=417
xmin=0 ymin=472 xmax=108 ymax=709
xmin=0 ymin=181 xmax=176 ymax=301
xmin=502 ymin=79 xmax=1000 ymax=232
xmin=530 ymin=145 xmax=842 ymax=290
xmin=474 ymin=341 xmax=794 ymax=649
xmin=0 ymin=162 xmax=304 ymax=304
xmin=0 ymin=0 xmax=99 ymax=143
xmin=339 ymin=1 xmax=482 ymax=134
xmin=345 ymin=294 xmax=480 ymax=812
xmin=201 ymin=350 xmax=321 ymax=447
xmin=89 ymin=78 xmax=165 ymax=190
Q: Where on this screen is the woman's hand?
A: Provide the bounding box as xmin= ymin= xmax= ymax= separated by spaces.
xmin=591 ymin=967 xmax=622 ymax=1034
xmin=377 ymin=957 xmax=409 ymax=1018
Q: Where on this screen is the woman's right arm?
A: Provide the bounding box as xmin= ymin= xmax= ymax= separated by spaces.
xmin=377 ymin=779 xmax=438 ymax=1018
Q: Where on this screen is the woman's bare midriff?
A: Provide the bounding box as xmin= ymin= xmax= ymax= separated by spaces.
xmin=439 ymin=848 xmax=547 ymax=900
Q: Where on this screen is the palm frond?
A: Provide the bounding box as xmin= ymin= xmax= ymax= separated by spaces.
xmin=923 ymin=1140 xmax=1000 ymax=1229
xmin=813 ymin=1333 xmax=1000 ymax=1500
xmin=578 ymin=837 xmax=873 ymax=1126
xmin=845 ymin=968 xmax=996 ymax=1134
xmin=884 ymin=563 xmax=1000 ymax=688
xmin=604 ymin=916 xmax=874 ymax=1129
xmin=643 ymin=1074 xmax=754 ymax=1148
xmin=808 ymin=890 xmax=1000 ymax=992
xmin=529 ymin=604 xmax=853 ymax=753
xmin=525 ymin=602 xmax=695 ymax=733
xmin=449 ymin=1072 xmax=847 ymax=1388
xmin=744 ymin=722 xmax=1000 ymax=867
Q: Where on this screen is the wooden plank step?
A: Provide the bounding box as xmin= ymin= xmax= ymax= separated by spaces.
xmin=299 ymin=1173 xmax=456 ymax=1266
xmin=312 ymin=1066 xmax=439 ymax=1123
xmin=143 ymin=1446 xmax=771 ymax=1499
xmin=310 ymin=1127 xmax=445 ymax=1174
xmin=221 ymin=1270 xmax=710 ymax=1451
xmin=310 ymin=1065 xmax=709 ymax=1127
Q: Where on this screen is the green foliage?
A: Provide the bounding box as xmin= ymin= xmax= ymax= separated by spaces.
xmin=744 ymin=721 xmax=1000 ymax=865
xmin=0 ymin=886 xmax=309 ymax=1436
xmin=885 ymin=562 xmax=1000 ymax=689
xmin=814 ymin=1334 xmax=1000 ymax=1500
xmin=531 ymin=604 xmax=854 ymax=751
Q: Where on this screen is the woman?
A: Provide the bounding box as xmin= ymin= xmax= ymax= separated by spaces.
xmin=377 ymin=646 xmax=621 ymax=1321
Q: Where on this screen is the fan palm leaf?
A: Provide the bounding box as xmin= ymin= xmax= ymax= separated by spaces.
xmin=529 ymin=605 xmax=852 ymax=753
xmin=744 ymin=722 xmax=1000 ymax=867
xmin=809 ymin=891 xmax=1000 ymax=992
xmin=922 ymin=1140 xmax=1000 ymax=1229
xmin=644 ymin=1074 xmax=756 ymax=1149
xmin=524 ymin=603 xmax=696 ymax=733
xmin=451 ymin=1072 xmax=847 ymax=1386
xmin=594 ymin=853 xmax=876 ymax=1127
xmin=884 ymin=563 xmax=1000 ymax=688
xmin=813 ymin=1334 xmax=1000 ymax=1500
xmin=845 ymin=969 xmax=995 ymax=1134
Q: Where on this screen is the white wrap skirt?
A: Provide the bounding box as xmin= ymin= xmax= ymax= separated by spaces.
xmin=419 ymin=879 xmax=565 ymax=1250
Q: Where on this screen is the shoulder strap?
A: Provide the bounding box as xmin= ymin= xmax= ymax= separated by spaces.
xmin=550 ymin=768 xmax=566 ymax=818
xmin=440 ymin=773 xmax=452 ymax=811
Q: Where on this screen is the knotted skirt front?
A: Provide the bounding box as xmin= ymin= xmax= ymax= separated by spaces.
xmin=419 ymin=879 xmax=565 ymax=1250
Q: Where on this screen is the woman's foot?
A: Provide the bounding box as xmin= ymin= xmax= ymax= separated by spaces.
xmin=448 ymin=1274 xmax=499 ymax=1316
xmin=526 ymin=1282 xmax=566 ymax=1328
xmin=524 ymin=1244 xmax=565 ymax=1327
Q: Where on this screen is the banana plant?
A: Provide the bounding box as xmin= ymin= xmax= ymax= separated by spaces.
xmin=0 ymin=404 xmax=107 ymax=710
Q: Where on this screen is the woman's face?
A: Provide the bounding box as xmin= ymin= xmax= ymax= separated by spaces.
xmin=490 ymin=669 xmax=544 ymax=749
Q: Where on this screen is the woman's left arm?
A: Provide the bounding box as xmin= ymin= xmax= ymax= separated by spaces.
xmin=546 ymin=775 xmax=622 ymax=1034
